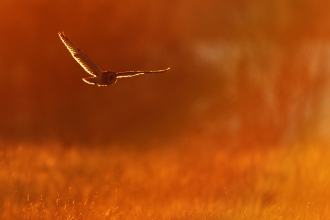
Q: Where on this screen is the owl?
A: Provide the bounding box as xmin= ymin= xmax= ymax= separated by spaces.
xmin=58 ymin=32 xmax=170 ymax=86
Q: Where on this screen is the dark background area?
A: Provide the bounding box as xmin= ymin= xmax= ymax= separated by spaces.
xmin=1 ymin=0 xmax=330 ymax=147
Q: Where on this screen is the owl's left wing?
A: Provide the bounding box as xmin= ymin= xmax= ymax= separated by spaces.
xmin=116 ymin=67 xmax=170 ymax=78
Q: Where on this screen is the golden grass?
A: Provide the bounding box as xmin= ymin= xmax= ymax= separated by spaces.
xmin=0 ymin=138 xmax=330 ymax=219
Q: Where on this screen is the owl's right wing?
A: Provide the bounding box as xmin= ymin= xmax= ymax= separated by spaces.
xmin=58 ymin=32 xmax=102 ymax=77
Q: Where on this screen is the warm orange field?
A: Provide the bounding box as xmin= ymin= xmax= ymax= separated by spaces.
xmin=1 ymin=138 xmax=329 ymax=219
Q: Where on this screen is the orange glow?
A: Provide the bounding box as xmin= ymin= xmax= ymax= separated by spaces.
xmin=0 ymin=1 xmax=328 ymax=145
xmin=1 ymin=0 xmax=330 ymax=218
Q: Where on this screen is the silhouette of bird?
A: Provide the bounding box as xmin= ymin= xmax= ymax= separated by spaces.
xmin=58 ymin=32 xmax=170 ymax=86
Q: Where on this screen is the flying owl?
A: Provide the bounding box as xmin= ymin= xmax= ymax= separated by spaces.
xmin=58 ymin=32 xmax=170 ymax=86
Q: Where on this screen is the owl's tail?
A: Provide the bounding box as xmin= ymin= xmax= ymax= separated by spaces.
xmin=82 ymin=77 xmax=97 ymax=85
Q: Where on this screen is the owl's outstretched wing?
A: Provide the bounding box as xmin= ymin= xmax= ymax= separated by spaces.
xmin=58 ymin=32 xmax=102 ymax=77
xmin=116 ymin=67 xmax=170 ymax=78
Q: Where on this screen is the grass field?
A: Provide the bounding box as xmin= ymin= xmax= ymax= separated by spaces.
xmin=1 ymin=137 xmax=329 ymax=219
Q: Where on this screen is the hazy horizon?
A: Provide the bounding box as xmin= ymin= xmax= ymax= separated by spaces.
xmin=1 ymin=0 xmax=330 ymax=148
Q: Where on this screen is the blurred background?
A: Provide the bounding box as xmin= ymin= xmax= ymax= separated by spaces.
xmin=1 ymin=0 xmax=330 ymax=148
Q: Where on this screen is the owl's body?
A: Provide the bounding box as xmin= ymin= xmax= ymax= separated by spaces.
xmin=58 ymin=32 xmax=170 ymax=86
xmin=83 ymin=71 xmax=117 ymax=86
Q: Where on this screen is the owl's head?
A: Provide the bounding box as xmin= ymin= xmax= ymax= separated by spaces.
xmin=103 ymin=71 xmax=117 ymax=85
